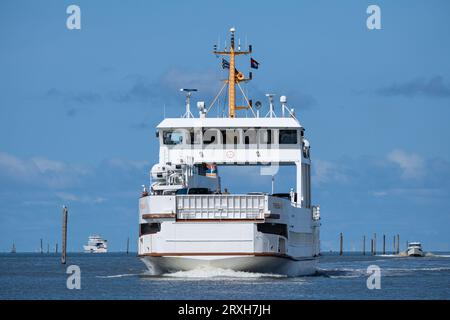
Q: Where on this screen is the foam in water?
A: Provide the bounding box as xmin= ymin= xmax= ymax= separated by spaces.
xmin=162 ymin=266 xmax=286 ymax=279
xmin=317 ymin=268 xmax=366 ymax=279
xmin=317 ymin=265 xmax=450 ymax=279
xmin=97 ymin=273 xmax=139 ymax=279
xmin=385 ymin=267 xmax=450 ymax=272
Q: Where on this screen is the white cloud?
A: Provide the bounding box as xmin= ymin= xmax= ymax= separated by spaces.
xmin=55 ymin=192 xmax=79 ymax=202
xmin=0 ymin=152 xmax=89 ymax=188
xmin=387 ymin=149 xmax=425 ymax=179
xmin=160 ymin=68 xmax=221 ymax=97
xmin=32 ymin=157 xmax=67 ymax=174
xmin=114 ymin=68 xmax=221 ymax=104
xmin=370 ymin=187 xmax=447 ymax=200
xmin=371 ymin=190 xmax=388 ymax=197
xmin=0 ymin=152 xmax=31 ymax=181
xmin=0 ymin=152 xmax=150 ymax=204
xmin=313 ymin=159 xmax=333 ymax=184
xmin=313 ymin=159 xmax=349 ymax=185
xmin=55 ymin=192 xmax=106 ymax=204
xmin=107 ymin=158 xmax=149 ymax=171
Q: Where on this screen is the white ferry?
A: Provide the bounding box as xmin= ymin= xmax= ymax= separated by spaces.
xmin=138 ymin=28 xmax=321 ymax=276
xmin=83 ymin=235 xmax=108 ymax=253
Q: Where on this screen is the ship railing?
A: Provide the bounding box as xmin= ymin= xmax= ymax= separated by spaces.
xmin=175 ymin=194 xmax=268 ymax=220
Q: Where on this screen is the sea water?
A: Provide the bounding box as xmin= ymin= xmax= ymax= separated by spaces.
xmin=0 ymin=252 xmax=449 ymax=299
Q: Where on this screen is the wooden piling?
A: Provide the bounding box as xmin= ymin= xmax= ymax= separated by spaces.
xmin=382 ymin=234 xmax=386 ymax=255
xmin=363 ymin=235 xmax=366 ymax=255
xmin=397 ymin=234 xmax=400 ymax=254
xmin=393 ymin=235 xmax=396 ymax=254
xmin=126 ymin=237 xmax=130 ymax=255
xmin=373 ymin=233 xmax=377 ymax=255
xmin=61 ymin=206 xmax=68 ymax=264
xmin=339 ymin=233 xmax=343 ymax=255
xmin=370 ymin=238 xmax=374 ymax=255
xmin=55 ymin=243 xmax=58 ymax=254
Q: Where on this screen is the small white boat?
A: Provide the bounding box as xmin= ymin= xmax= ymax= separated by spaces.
xmin=407 ymin=242 xmax=424 ymax=257
xmin=83 ymin=235 xmax=108 ymax=253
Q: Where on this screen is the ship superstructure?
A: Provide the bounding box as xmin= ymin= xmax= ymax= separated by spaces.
xmin=138 ymin=28 xmax=320 ymax=276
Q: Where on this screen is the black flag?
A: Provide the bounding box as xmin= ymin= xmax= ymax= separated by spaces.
xmin=222 ymin=58 xmax=230 ymax=69
xmin=250 ymin=58 xmax=259 ymax=69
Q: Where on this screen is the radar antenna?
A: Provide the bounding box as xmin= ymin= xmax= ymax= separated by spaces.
xmin=265 ymin=94 xmax=277 ymax=118
xmin=180 ymin=88 xmax=197 ymax=118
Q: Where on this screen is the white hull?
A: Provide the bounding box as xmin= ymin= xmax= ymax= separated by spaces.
xmin=140 ymin=255 xmax=317 ymax=277
xmin=83 ymin=245 xmax=107 ymax=253
xmin=407 ymin=247 xmax=424 ymax=257
xmin=138 ymin=198 xmax=320 ymax=276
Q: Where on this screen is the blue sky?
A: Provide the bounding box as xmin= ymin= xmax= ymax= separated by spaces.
xmin=1 ymin=0 xmax=450 ymax=252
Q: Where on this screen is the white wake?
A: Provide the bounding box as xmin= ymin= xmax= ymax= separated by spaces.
xmin=97 ymin=273 xmax=139 ymax=278
xmin=162 ymin=266 xmax=286 ymax=279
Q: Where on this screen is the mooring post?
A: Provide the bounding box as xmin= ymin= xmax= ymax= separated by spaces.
xmin=382 ymin=234 xmax=386 ymax=255
xmin=397 ymin=234 xmax=400 ymax=254
xmin=339 ymin=232 xmax=343 ymax=255
xmin=40 ymin=238 xmax=43 ymax=254
xmin=370 ymin=238 xmax=374 ymax=255
xmin=363 ymin=235 xmax=366 ymax=255
xmin=47 ymin=243 xmax=49 ymax=254
xmin=55 ymin=243 xmax=58 ymax=254
xmin=393 ymin=235 xmax=396 ymax=254
xmin=373 ymin=233 xmax=377 ymax=255
xmin=61 ymin=206 xmax=68 ymax=264
xmin=126 ymin=237 xmax=130 ymax=255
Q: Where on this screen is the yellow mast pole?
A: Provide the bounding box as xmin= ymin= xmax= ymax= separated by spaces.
xmin=228 ymin=28 xmax=236 ymax=118
xmin=212 ymin=27 xmax=253 ymax=118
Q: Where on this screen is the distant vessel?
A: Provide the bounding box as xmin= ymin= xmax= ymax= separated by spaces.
xmin=83 ymin=235 xmax=108 ymax=253
xmin=11 ymin=242 xmax=16 ymax=254
xmin=138 ymin=28 xmax=320 ymax=276
xmin=407 ymin=242 xmax=424 ymax=257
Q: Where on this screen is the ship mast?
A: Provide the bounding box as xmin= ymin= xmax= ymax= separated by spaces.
xmin=213 ymin=27 xmax=253 ymax=118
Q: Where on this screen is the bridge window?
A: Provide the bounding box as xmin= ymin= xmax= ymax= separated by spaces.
xmin=279 ymin=130 xmax=297 ymax=144
xmin=203 ymin=128 xmax=221 ymax=145
xmin=163 ymin=130 xmax=184 ymax=145
xmin=243 ymin=128 xmax=257 ymax=145
xmin=257 ymin=129 xmax=273 ymax=145
xmin=188 ymin=130 xmax=202 ymax=145
xmin=221 ymin=129 xmax=241 ymax=145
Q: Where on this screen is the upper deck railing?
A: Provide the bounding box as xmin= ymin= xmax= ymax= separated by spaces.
xmin=175 ymin=194 xmax=267 ymax=220
xmin=139 ymin=194 xmax=313 ymax=222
